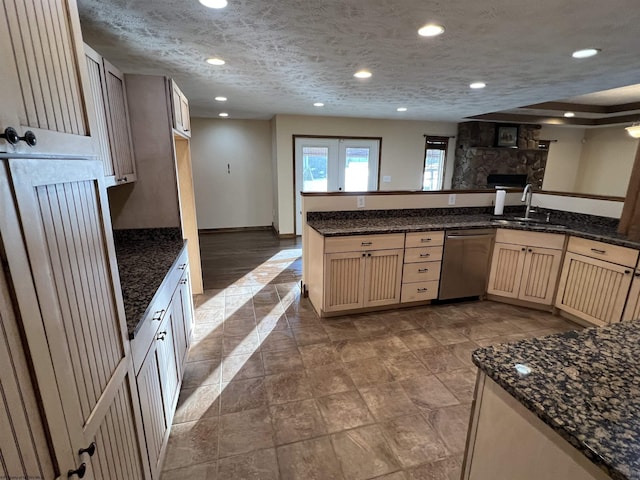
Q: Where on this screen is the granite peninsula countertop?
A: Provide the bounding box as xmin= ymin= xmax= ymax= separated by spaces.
xmin=472 ymin=322 xmax=640 ymax=480
xmin=306 ymin=209 xmax=640 ymax=250
xmin=113 ymin=228 xmax=185 ymax=339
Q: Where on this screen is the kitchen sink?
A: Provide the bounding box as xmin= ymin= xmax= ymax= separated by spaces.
xmin=492 ymin=218 xmax=567 ymax=229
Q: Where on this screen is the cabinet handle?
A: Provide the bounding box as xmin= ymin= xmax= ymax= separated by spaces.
xmin=78 ymin=442 xmax=96 ymax=457
xmin=419 ymin=253 xmax=430 ymax=258
xmin=635 ymin=272 xmax=640 ymax=277
xmin=68 ymin=463 xmax=87 ymax=478
xmin=625 ymin=270 xmax=631 ymax=275
xmin=20 ymin=130 xmax=37 ymax=147
xmin=591 ymin=248 xmax=606 ymax=255
xmin=180 ymin=279 xmax=188 ymax=285
xmin=420 ymin=238 xmax=432 ymax=243
xmin=153 ymin=309 xmax=165 ymax=321
xmin=178 ymin=263 xmax=187 ymax=270
xmin=0 ymin=127 xmax=19 ymax=145
xmin=361 ymin=241 xmax=372 ymax=246
xmin=417 ymin=288 xmax=428 ymax=292
xmin=418 ymin=268 xmax=429 ymax=273
xmin=157 ymin=331 xmax=167 ymax=341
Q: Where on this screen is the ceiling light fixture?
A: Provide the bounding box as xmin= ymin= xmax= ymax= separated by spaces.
xmin=564 ymin=112 xmax=575 ymax=118
xmin=199 ymin=0 xmax=228 ymax=8
xmin=625 ymin=122 xmax=640 ymax=138
xmin=313 ymin=102 xmax=324 ymax=107
xmin=215 ymin=96 xmax=227 ymax=102
xmin=354 ymin=70 xmax=372 ymax=79
xmin=418 ymin=24 xmax=445 ymax=37
xmin=219 ymin=112 xmax=229 ymax=117
xmin=469 ymin=82 xmax=486 ymax=89
xmin=572 ymin=48 xmax=600 ymax=59
xmin=206 ymin=57 xmax=226 ymax=65
xmin=397 ymin=107 xmax=408 ymax=112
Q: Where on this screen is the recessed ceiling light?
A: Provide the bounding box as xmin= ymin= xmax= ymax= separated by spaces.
xmin=470 ymin=82 xmax=486 ymax=89
xmin=572 ymin=48 xmax=600 ymax=59
xmin=397 ymin=107 xmax=408 ymax=112
xmin=206 ymin=57 xmax=226 ymax=65
xmin=564 ymin=112 xmax=575 ymax=118
xmin=215 ymin=96 xmax=227 ymax=102
xmin=418 ymin=24 xmax=445 ymax=37
xmin=354 ymin=70 xmax=372 ymax=79
xmin=313 ymin=102 xmax=324 ymax=107
xmin=199 ymin=0 xmax=228 ymax=8
xmin=219 ymin=112 xmax=229 ymax=117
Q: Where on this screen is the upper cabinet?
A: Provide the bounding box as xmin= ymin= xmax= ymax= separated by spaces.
xmin=0 ymin=0 xmax=97 ymax=157
xmin=85 ymin=43 xmax=137 ymax=186
xmin=170 ymin=80 xmax=191 ymax=137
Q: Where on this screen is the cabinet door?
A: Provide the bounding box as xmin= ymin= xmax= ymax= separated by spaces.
xmin=364 ymin=249 xmax=404 ymax=307
xmin=104 ymin=59 xmax=137 ymax=183
xmin=171 ymin=81 xmax=183 ymax=131
xmin=179 ymin=92 xmax=191 ymax=136
xmin=172 ymin=271 xmax=193 ymax=372
xmin=7 ymin=158 xmax=144 ymax=479
xmin=622 ymin=273 xmax=640 ymax=322
xmin=324 ymin=252 xmax=366 ymax=312
xmin=556 ymin=252 xmax=634 ymax=326
xmin=157 ymin=310 xmax=180 ymax=427
xmin=487 ymin=242 xmax=526 ymax=299
xmin=518 ymin=247 xmax=563 ymax=305
xmin=0 ymin=0 xmax=97 ymax=156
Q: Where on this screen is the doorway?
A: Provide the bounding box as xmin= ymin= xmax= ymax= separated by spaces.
xmin=294 ymin=136 xmax=380 ymax=235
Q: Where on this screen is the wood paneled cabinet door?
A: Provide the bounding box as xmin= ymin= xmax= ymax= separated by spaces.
xmin=172 ymin=268 xmax=194 ymax=371
xmin=0 ymin=0 xmax=98 ymax=157
xmin=488 ymin=243 xmax=562 ymax=305
xmin=324 ymin=249 xmax=403 ymax=312
xmin=2 ymin=158 xmax=146 ymax=480
xmin=622 ymin=271 xmax=640 ymax=322
xmin=85 ymin=43 xmax=137 ymax=186
xmin=170 ymin=80 xmax=191 ymax=137
xmin=556 ymin=252 xmax=634 ymax=326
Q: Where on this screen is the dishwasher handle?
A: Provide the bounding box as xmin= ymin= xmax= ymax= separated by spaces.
xmin=446 ymin=233 xmax=495 ymax=240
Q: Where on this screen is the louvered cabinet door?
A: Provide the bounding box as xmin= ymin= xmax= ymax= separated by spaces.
xmin=622 ymin=273 xmax=640 ymax=322
xmin=324 ymin=252 xmax=366 ymax=312
xmin=364 ymin=249 xmax=404 ymax=307
xmin=487 ymin=243 xmax=526 ymax=299
xmin=8 ymin=158 xmax=145 ymax=480
xmin=157 ymin=309 xmax=180 ymax=428
xmin=556 ymin=252 xmax=634 ymax=326
xmin=0 ymin=0 xmax=97 ymax=156
xmin=172 ymin=270 xmax=193 ymax=372
xmin=518 ymin=247 xmax=563 ymax=305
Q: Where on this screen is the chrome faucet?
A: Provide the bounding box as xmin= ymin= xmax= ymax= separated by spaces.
xmin=521 ymin=183 xmax=533 ymax=219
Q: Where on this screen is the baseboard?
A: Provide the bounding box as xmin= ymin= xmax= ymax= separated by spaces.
xmin=199 ymin=225 xmax=272 ymax=234
xmin=278 ymin=233 xmax=298 ymax=239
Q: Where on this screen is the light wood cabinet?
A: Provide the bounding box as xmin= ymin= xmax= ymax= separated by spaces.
xmin=401 ymin=231 xmax=444 ymax=303
xmin=85 ymin=43 xmax=137 ymax=186
xmin=622 ymin=271 xmax=640 ymax=322
xmin=488 ymin=230 xmax=564 ymax=305
xmin=171 ymin=80 xmax=191 ymax=137
xmin=0 ymin=0 xmax=97 ymax=157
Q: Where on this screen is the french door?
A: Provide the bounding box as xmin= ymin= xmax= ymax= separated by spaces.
xmin=294 ymin=137 xmax=380 ymax=234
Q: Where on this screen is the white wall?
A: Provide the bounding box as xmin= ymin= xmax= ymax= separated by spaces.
xmin=273 ymin=114 xmax=458 ymax=235
xmin=540 ymin=126 xmax=584 ymax=192
xmin=190 ymin=118 xmax=273 ymax=229
xmin=574 ymin=126 xmax=638 ymax=197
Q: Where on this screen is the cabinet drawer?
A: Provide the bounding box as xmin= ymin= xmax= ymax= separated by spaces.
xmin=325 ymin=233 xmax=404 ymax=253
xmin=567 ymin=236 xmax=639 ymax=268
xmin=401 ymin=281 xmax=439 ymax=303
xmin=496 ymin=229 xmax=565 ymax=250
xmin=405 ymin=231 xmax=445 ymax=248
xmin=404 ymin=246 xmax=443 ymax=263
xmin=402 ymin=261 xmax=441 ymax=283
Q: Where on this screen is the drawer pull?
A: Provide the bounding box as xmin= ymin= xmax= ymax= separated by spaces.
xmin=157 ymin=331 xmax=167 ymax=341
xmin=418 ymin=268 xmax=429 ymax=273
xmin=420 ymin=238 xmax=432 ymax=243
xmin=361 ymin=241 xmax=373 ymax=246
xmin=153 ymin=309 xmax=165 ymax=321
xmin=419 ymin=253 xmax=431 ymax=258
xmin=417 ymin=288 xmax=428 ymax=292
xmin=591 ymin=248 xmax=606 ymax=255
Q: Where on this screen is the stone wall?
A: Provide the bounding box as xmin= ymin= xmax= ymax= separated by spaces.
xmin=451 ymin=121 xmax=548 ymax=189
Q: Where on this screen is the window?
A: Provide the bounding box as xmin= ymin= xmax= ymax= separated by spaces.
xmin=423 ymin=136 xmax=449 ymax=190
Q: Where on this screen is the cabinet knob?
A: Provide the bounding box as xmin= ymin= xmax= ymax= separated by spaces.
xmin=153 ymin=309 xmax=165 ymax=321
xmin=157 ymin=331 xmax=167 ymax=341
xmin=528 ymin=248 xmax=532 ymax=252
xmin=20 ymin=130 xmax=37 ymax=147
xmin=634 ymin=272 xmax=640 ymax=277
xmin=78 ymin=442 xmax=96 ymax=457
xmin=521 ymin=248 xmax=526 ymax=251
xmin=178 ymin=263 xmax=187 ymax=270
xmin=180 ymin=279 xmax=187 ymax=285
xmin=0 ymin=127 xmax=20 ymax=145
xmin=625 ymin=270 xmax=631 ymax=275
xmin=68 ymin=463 xmax=87 ymax=478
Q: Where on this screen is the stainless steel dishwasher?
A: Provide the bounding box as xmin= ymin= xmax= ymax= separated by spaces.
xmin=438 ymin=229 xmax=495 ymax=300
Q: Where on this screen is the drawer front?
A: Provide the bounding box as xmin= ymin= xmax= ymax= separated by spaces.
xmin=405 ymin=231 xmax=445 ymax=248
xmin=404 ymin=246 xmax=443 ymax=263
xmin=401 ymin=280 xmax=439 ymax=303
xmin=402 ymin=261 xmax=441 ymax=283
xmin=325 ymin=233 xmax=405 ymax=253
xmin=567 ymin=236 xmax=639 ymax=268
xmin=496 ymin=229 xmax=565 ymax=250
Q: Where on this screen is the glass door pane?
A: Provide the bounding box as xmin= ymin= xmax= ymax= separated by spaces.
xmin=302 ymin=147 xmax=328 ymax=192
xmin=343 ymin=147 xmax=370 ymax=191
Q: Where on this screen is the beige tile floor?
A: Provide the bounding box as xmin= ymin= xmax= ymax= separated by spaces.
xmin=161 ymin=281 xmax=579 ymax=479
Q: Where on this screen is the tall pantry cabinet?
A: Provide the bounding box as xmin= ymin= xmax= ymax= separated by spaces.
xmin=0 ymin=1 xmax=147 ymax=479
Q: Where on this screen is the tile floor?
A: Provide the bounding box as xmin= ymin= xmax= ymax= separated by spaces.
xmin=161 ymin=232 xmax=579 ymax=479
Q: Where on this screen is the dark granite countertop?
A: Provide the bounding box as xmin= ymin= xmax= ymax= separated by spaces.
xmin=472 ymin=322 xmax=640 ymax=480
xmin=113 ymin=228 xmax=185 ymax=339
xmin=306 ymin=208 xmax=640 ymax=250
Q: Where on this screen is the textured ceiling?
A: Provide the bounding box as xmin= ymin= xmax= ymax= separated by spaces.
xmin=77 ymin=0 xmax=640 ymax=121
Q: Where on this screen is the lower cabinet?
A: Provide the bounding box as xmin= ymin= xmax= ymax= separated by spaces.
xmin=132 ymin=249 xmax=193 ymax=479
xmin=401 ymin=231 xmax=444 ymax=303
xmin=487 ymin=229 xmax=564 ymax=306
xmin=622 ymin=270 xmax=640 ymax=322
